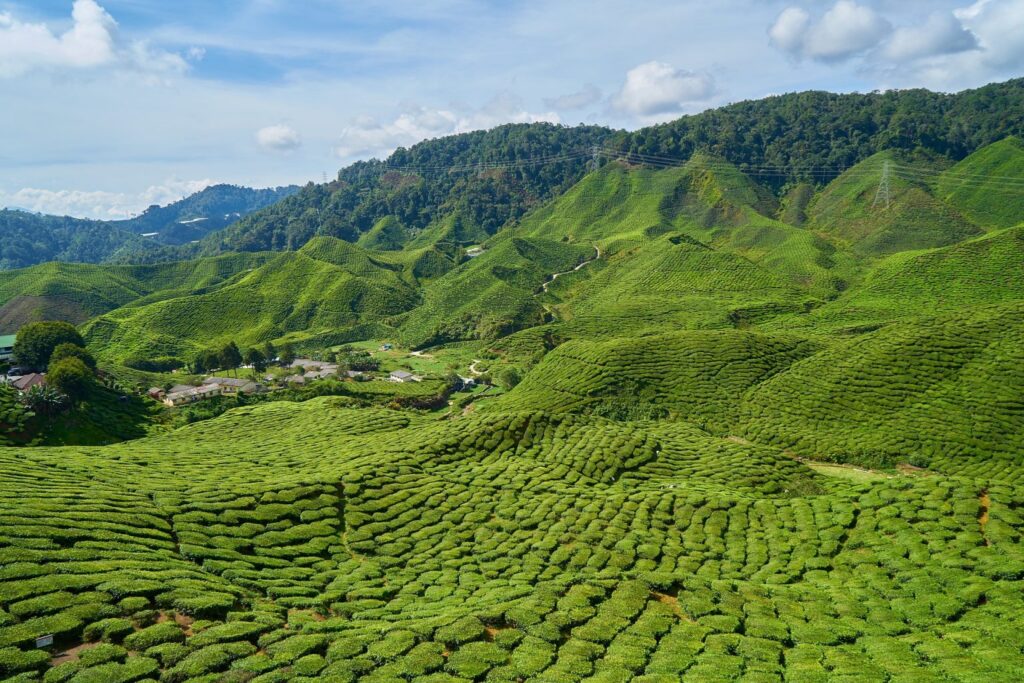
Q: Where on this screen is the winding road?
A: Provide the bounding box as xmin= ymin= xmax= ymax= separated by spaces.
xmin=540 ymin=244 xmax=602 ymax=293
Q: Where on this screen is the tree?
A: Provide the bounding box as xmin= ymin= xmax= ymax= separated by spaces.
xmin=20 ymin=384 xmax=67 ymax=418
xmin=497 ymin=367 xmax=522 ymax=390
xmin=194 ymin=349 xmax=221 ymax=374
xmin=280 ymin=342 xmax=296 ymax=366
xmin=50 ymin=342 xmax=97 ymax=370
xmin=262 ymin=341 xmax=277 ymax=364
xmin=244 ymin=348 xmax=267 ymax=375
xmin=219 ymin=342 xmax=243 ymax=377
xmin=47 ymin=357 xmax=94 ymax=402
xmin=13 ymin=321 xmax=84 ymax=371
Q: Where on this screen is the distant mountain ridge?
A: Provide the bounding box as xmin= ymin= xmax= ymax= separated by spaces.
xmin=0 ymin=184 xmax=298 ymax=270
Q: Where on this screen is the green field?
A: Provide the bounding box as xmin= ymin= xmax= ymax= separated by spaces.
xmin=2 ymin=106 xmax=1024 ymax=680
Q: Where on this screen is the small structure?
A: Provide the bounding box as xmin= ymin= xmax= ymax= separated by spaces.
xmin=389 ymin=370 xmax=419 ymax=383
xmin=10 ymin=373 xmax=45 ymax=392
xmin=380 ymin=344 xmax=393 ymax=351
xmin=203 ymin=377 xmax=263 ymax=394
xmin=147 ymin=387 xmax=166 ymax=400
xmin=284 ymin=374 xmax=307 ymax=385
xmin=0 ymin=334 xmax=15 ymax=363
xmin=466 ymin=246 xmax=485 ymax=258
xmin=345 ymin=370 xmax=364 ymax=379
xmin=163 ymin=384 xmax=221 ymax=407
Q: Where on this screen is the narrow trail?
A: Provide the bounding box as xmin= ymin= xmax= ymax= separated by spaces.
xmin=468 ymin=360 xmax=483 ymax=376
xmin=540 ymin=244 xmax=602 ymax=293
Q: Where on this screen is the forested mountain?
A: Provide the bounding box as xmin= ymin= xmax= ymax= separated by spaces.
xmin=0 ymin=184 xmax=297 ymax=270
xmin=176 ymin=79 xmax=1024 ymax=259
xmin=610 ymin=78 xmax=1024 ymax=187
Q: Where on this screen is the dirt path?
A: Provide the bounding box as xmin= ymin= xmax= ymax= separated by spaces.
xmin=540 ymin=245 xmax=601 ymax=293
xmin=409 ymin=350 xmax=433 ymax=359
xmin=468 ymin=360 xmax=483 ymax=376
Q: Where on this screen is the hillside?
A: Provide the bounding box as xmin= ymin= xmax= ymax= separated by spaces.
xmin=0 ymin=253 xmax=274 ymax=334
xmin=179 ymin=80 xmax=1024 ymax=260
xmin=3 ymin=84 xmax=1024 ymax=682
xmin=0 ymin=185 xmax=296 ymax=270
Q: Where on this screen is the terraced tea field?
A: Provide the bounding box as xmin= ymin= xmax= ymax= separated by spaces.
xmin=1 ymin=397 xmax=1022 ymax=682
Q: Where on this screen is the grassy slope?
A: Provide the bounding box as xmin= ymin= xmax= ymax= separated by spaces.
xmin=0 ymin=253 xmax=273 ymax=334
xmin=807 ymin=151 xmax=982 ymax=256
xmin=935 ymin=136 xmax=1024 ymax=229
xmin=83 ymin=238 xmax=421 ymax=362
xmin=2 ymin=395 xmax=1022 ymax=680
xmin=4 ymin=140 xmax=1024 ymax=681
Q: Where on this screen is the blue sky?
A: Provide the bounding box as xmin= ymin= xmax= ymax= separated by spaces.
xmin=1 ymin=0 xmax=1022 ymax=218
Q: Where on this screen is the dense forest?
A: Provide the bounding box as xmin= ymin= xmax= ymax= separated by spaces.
xmin=610 ymin=78 xmax=1024 ymax=186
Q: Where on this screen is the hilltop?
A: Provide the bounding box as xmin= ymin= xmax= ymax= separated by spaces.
xmin=0 ymin=184 xmax=297 ymax=271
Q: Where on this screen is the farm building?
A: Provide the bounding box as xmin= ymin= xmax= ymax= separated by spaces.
xmin=202 ymin=377 xmax=264 ymax=394
xmin=7 ymin=373 xmax=45 ymax=392
xmin=163 ymin=384 xmax=222 ymax=407
xmin=389 ymin=370 xmax=420 ymax=383
xmin=0 ymin=334 xmax=15 ymax=363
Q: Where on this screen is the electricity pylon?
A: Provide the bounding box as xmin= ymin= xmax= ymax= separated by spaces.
xmin=872 ymin=160 xmax=892 ymax=210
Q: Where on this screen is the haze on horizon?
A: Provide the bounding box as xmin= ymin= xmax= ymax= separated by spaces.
xmin=1 ymin=0 xmax=1023 ymax=219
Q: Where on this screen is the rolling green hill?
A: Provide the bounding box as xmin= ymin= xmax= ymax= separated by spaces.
xmin=806 ymin=152 xmax=982 ymax=256
xmin=4 ymin=85 xmax=1024 ymax=682
xmin=0 ymin=253 xmax=274 ymax=334
xmin=82 ymin=238 xmax=425 ymax=363
xmin=935 ymin=136 xmax=1024 ymax=229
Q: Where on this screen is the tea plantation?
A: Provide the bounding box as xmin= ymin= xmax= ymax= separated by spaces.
xmin=1 ymin=127 xmax=1024 ymax=681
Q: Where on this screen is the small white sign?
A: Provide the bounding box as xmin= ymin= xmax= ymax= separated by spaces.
xmin=35 ymin=634 xmax=53 ymax=648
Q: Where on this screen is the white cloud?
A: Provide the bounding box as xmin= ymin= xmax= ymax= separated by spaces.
xmin=335 ymin=96 xmax=561 ymax=160
xmin=544 ymin=84 xmax=603 ymax=110
xmin=770 ymin=1 xmax=892 ymax=62
xmin=613 ymin=61 xmax=715 ymax=117
xmin=0 ymin=0 xmax=186 ymax=79
xmin=1 ymin=179 xmax=215 ymax=220
xmin=880 ymin=12 xmax=979 ymax=62
xmin=256 ymin=124 xmax=302 ymax=152
xmin=768 ymin=7 xmax=811 ymax=56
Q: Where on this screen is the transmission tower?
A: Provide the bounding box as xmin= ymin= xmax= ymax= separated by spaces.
xmin=872 ymin=160 xmax=892 ymax=210
xmin=588 ymin=145 xmax=602 ymax=172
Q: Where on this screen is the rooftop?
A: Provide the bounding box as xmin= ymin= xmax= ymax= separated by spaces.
xmin=0 ymin=334 xmax=16 ymax=348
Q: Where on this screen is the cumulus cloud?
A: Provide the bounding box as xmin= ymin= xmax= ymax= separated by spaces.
xmin=335 ymin=95 xmax=560 ymax=160
xmin=613 ymin=61 xmax=715 ymax=117
xmin=0 ymin=0 xmax=187 ymax=79
xmin=880 ymin=12 xmax=979 ymax=62
xmin=256 ymin=124 xmax=302 ymax=152
xmin=768 ymin=0 xmax=1024 ymax=88
xmin=543 ymin=84 xmax=602 ymax=110
xmin=1 ymin=179 xmax=215 ymax=220
xmin=770 ymin=1 xmax=892 ymax=62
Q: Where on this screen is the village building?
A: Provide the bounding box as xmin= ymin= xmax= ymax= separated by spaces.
xmin=284 ymin=374 xmax=307 ymax=385
xmin=163 ymin=384 xmax=222 ymax=407
xmin=0 ymin=335 xmax=15 ymax=363
xmin=389 ymin=370 xmax=420 ymax=383
xmin=8 ymin=373 xmax=46 ymax=392
xmin=202 ymin=377 xmax=264 ymax=395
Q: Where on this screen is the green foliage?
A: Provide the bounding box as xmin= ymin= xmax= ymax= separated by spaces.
xmin=13 ymin=321 xmax=84 ymax=371
xmin=0 ymin=383 xmax=33 ymax=445
xmin=46 ymin=357 xmax=95 ymax=402
xmin=50 ymin=342 xmax=96 ymax=370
